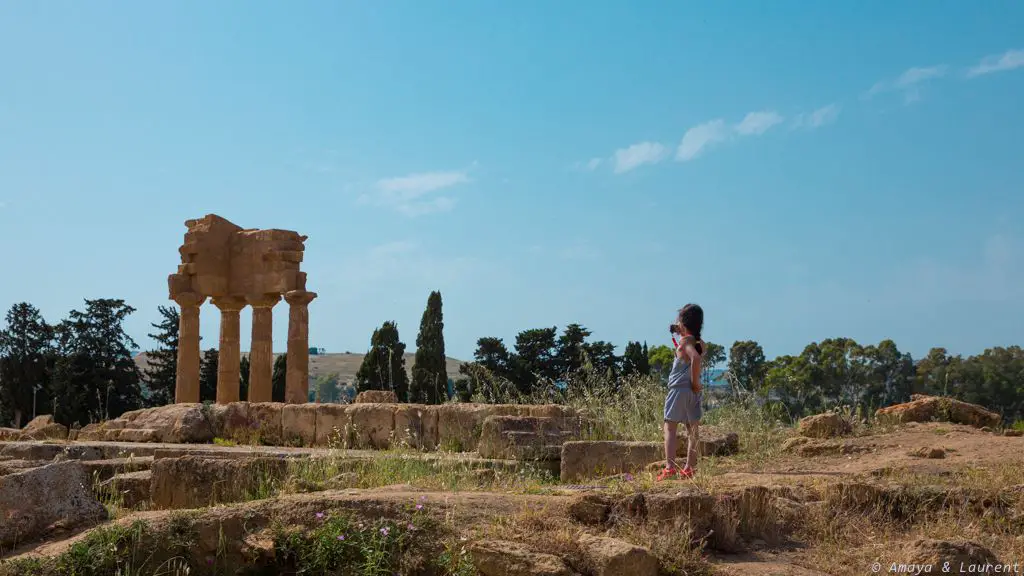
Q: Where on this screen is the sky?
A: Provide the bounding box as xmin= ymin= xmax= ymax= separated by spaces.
xmin=1 ymin=1 xmax=1023 ymax=364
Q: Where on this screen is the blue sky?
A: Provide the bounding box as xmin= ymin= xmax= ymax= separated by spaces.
xmin=1 ymin=1 xmax=1022 ymax=363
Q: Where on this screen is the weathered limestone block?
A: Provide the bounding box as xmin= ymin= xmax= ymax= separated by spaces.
xmin=354 ymin=390 xmax=398 ymax=404
xmin=437 ymin=404 xmax=532 ymax=452
xmin=248 ymin=402 xmax=285 ymax=445
xmin=905 ymin=538 xmax=999 ymax=571
xmin=577 ymin=534 xmax=658 ymax=576
xmin=216 ymin=402 xmax=254 ymax=443
xmin=348 ymin=404 xmax=396 ymax=449
xmin=0 ymin=461 xmax=108 ymax=548
xmin=314 ymin=404 xmax=351 ymax=447
xmin=80 ymin=457 xmax=152 ymax=482
xmin=560 ymin=441 xmax=663 ymax=482
xmin=876 ymin=394 xmax=1001 ymax=429
xmin=681 ymin=427 xmax=740 ymax=456
xmin=0 ymin=428 xmax=20 ymax=441
xmin=644 ymin=488 xmax=717 ymax=535
xmin=282 ymin=403 xmax=318 ymax=446
xmin=117 ymin=428 xmax=160 ymax=443
xmin=110 ymin=404 xmax=215 ymax=443
xmin=97 ymin=470 xmax=152 ymax=509
xmin=19 ymin=415 xmax=69 ymax=441
xmin=394 ymin=404 xmax=439 ymax=450
xmin=0 ymin=459 xmax=49 ymax=476
xmin=150 ymin=456 xmax=290 ymax=509
xmin=798 ymin=413 xmax=852 ymax=439
xmin=469 ymin=539 xmax=575 ymax=576
xmin=478 ymin=416 xmax=576 ymax=460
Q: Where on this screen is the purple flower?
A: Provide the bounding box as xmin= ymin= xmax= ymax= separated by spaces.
xmin=407 ymin=523 xmax=415 ymax=530
xmin=337 ymin=535 xmax=345 ymax=541
xmin=415 ymin=504 xmax=423 ymax=511
xmin=624 ymin=473 xmax=634 ymax=482
xmin=207 ymin=558 xmax=214 ymax=565
xmin=380 ymin=527 xmax=390 ymax=536
xmin=316 ymin=512 xmax=325 ymax=520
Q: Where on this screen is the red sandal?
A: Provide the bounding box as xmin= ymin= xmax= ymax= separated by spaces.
xmin=656 ymin=467 xmax=680 ymax=482
xmin=680 ymin=467 xmax=695 ymax=479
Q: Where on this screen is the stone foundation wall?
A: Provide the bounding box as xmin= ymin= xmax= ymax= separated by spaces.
xmin=61 ymin=402 xmax=582 ymax=453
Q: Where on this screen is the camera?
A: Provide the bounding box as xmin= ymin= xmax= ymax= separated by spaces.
xmin=669 ymin=324 xmax=680 ymax=335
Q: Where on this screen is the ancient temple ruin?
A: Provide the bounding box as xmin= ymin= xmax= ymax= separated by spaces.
xmin=168 ymin=214 xmax=317 ymax=404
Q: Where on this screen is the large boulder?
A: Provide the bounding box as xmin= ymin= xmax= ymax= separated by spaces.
xmin=469 ymin=539 xmax=575 ymax=576
xmin=0 ymin=461 xmax=108 ymax=548
xmin=577 ymin=534 xmax=658 ymax=576
xmin=84 ymin=404 xmax=216 ymax=443
xmin=19 ymin=415 xmax=69 ymax=441
xmin=876 ymin=395 xmax=1000 ymax=429
xmin=798 ymin=413 xmax=852 ymax=439
xmin=150 ymin=456 xmax=291 ymax=509
xmin=354 ymin=390 xmax=398 ymax=404
xmin=682 ymin=427 xmax=740 ymax=456
xmin=561 ymin=441 xmax=662 ymax=482
xmin=0 ymin=427 xmax=20 ymax=441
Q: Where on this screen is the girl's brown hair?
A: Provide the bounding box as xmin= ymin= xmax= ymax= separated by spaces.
xmin=677 ymin=303 xmax=703 ymax=355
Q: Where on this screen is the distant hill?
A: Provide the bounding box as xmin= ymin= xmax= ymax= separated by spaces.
xmin=134 ymin=351 xmax=466 ymax=385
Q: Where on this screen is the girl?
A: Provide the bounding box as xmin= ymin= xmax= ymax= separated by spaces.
xmin=658 ymin=303 xmax=704 ymax=481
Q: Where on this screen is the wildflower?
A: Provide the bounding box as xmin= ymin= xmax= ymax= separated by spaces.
xmin=407 ymin=523 xmax=415 ymax=530
xmin=624 ymin=473 xmax=634 ymax=482
xmin=337 ymin=535 xmax=345 ymax=541
xmin=415 ymin=503 xmax=424 ymax=511
xmin=316 ymin=512 xmax=325 ymax=520
xmin=380 ymin=527 xmax=390 ymax=536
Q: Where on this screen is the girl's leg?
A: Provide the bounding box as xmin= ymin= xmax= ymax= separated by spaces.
xmin=684 ymin=422 xmax=700 ymax=471
xmin=663 ymin=421 xmax=679 ymax=470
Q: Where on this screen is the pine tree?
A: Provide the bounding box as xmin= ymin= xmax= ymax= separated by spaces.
xmin=199 ymin=348 xmax=219 ymax=402
xmin=354 ymin=321 xmax=408 ymax=401
xmin=49 ymin=299 xmax=141 ymax=425
xmin=239 ymin=355 xmax=250 ymax=401
xmin=410 ymin=291 xmax=447 ymax=404
xmin=622 ymin=341 xmax=645 ymax=376
xmin=271 ymin=355 xmax=287 ymax=402
xmin=0 ymin=303 xmax=54 ymax=427
xmin=142 ymin=306 xmax=179 ymax=407
xmin=640 ymin=342 xmax=650 ymax=376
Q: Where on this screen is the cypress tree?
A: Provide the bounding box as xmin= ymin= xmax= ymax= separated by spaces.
xmin=272 ymin=355 xmax=287 ymax=402
xmin=410 ymin=291 xmax=447 ymax=404
xmin=355 ymin=321 xmax=408 ymax=401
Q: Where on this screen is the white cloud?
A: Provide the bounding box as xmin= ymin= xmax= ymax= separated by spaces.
xmin=794 ymin=104 xmax=841 ymax=129
xmin=571 ymin=157 xmax=603 ymax=172
xmin=585 ymin=157 xmax=602 ymax=171
xmin=333 ymin=240 xmax=480 ymax=295
xmin=613 ymin=142 xmax=668 ymax=174
xmin=362 ymin=169 xmax=470 ymax=216
xmin=676 ymin=119 xmax=729 ymax=162
xmin=967 ymin=49 xmax=1024 ymax=78
xmin=865 ymin=65 xmax=947 ymax=103
xmin=734 ymin=111 xmax=784 ymax=136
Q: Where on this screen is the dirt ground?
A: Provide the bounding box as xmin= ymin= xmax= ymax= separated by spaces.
xmin=3 ymin=421 xmax=1022 ymax=575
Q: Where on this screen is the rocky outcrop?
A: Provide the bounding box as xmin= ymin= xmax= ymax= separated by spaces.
xmin=19 ymin=415 xmax=69 ymax=441
xmin=97 ymin=470 xmax=152 ymax=509
xmin=798 ymin=413 xmax=852 ymax=439
xmin=0 ymin=461 xmax=107 ymax=548
xmin=876 ymin=395 xmax=1001 ymax=429
xmin=0 ymin=427 xmax=22 ymax=441
xmin=80 ymin=404 xmax=215 ymax=443
xmin=469 ymin=539 xmax=575 ymax=576
xmin=904 ymin=539 xmax=999 ymax=574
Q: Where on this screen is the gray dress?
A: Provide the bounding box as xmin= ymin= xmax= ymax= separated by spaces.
xmin=664 ymin=348 xmax=702 ymax=423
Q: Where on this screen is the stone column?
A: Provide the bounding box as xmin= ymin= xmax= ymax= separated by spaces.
xmin=173 ymin=292 xmax=206 ymax=403
xmin=246 ymin=294 xmax=280 ymax=403
xmin=212 ymin=296 xmax=247 ymax=405
xmin=284 ymin=290 xmax=317 ymax=404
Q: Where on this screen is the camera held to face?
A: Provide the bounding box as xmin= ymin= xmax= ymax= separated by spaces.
xmin=669 ymin=323 xmax=680 ymax=335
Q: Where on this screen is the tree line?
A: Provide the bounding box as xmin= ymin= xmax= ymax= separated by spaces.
xmin=2 ymin=295 xmax=1022 ymax=427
